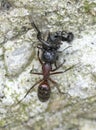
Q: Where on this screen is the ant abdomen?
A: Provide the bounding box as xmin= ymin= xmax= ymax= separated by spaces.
xmin=38 ymin=82 xmax=51 ymax=102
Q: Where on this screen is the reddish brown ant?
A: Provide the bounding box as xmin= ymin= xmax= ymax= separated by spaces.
xmin=15 ymin=20 xmax=75 ymax=104
xmin=16 ymin=49 xmax=75 ymax=104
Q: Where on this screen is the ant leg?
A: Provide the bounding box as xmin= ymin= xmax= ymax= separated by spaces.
xmin=54 ymin=61 xmax=57 ymax=68
xmin=37 ymin=49 xmax=43 ymax=65
xmin=37 ymin=45 xmax=42 ymax=50
xmin=31 ymin=21 xmax=51 ymax=48
xmin=30 ymin=50 xmax=43 ymax=75
xmin=52 ymin=60 xmax=66 ymax=72
xmin=51 ymin=65 xmax=75 ymax=75
xmin=30 ymin=20 xmax=40 ymax=33
xmin=58 ymin=46 xmax=72 ymax=53
xmin=30 ymin=49 xmax=43 ymax=73
xmin=37 ymin=36 xmax=51 ymax=48
xmin=49 ymin=78 xmax=66 ymax=94
xmin=30 ymin=71 xmax=43 ymax=75
xmin=30 ymin=64 xmax=75 ymax=76
xmin=53 ymin=46 xmax=71 ymax=70
xmin=16 ymin=79 xmax=43 ymax=105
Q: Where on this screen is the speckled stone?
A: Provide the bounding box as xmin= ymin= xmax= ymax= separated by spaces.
xmin=0 ymin=0 xmax=96 ymax=130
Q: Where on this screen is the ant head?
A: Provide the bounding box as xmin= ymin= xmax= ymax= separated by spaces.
xmin=38 ymin=81 xmax=51 ymax=102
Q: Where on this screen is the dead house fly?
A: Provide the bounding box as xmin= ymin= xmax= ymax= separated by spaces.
xmin=16 ymin=21 xmax=74 ymax=103
xmin=31 ymin=21 xmax=74 ymax=68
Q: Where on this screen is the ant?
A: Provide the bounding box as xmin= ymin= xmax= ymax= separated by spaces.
xmin=16 ymin=49 xmax=75 ymax=103
xmin=31 ymin=21 xmax=74 ymax=68
xmin=15 ymin=20 xmax=75 ymax=104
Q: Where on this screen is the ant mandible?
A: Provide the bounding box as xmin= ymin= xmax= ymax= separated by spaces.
xmin=17 ymin=49 xmax=75 ymax=103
